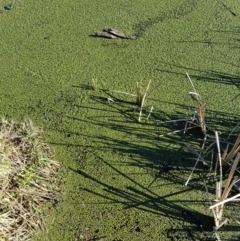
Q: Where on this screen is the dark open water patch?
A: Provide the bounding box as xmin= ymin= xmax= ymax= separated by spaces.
xmin=134 ymin=0 xmax=197 ymax=37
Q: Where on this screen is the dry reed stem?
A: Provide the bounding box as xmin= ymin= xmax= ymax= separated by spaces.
xmin=197 ymin=102 xmax=206 ymax=136
xmin=0 ymin=118 xmax=60 ymax=241
xmin=210 ymin=153 xmax=240 ymax=229
xmin=215 ymin=131 xmax=223 ymax=186
xmin=222 ymin=134 xmax=240 ymax=165
xmin=221 ymin=153 xmax=240 ymax=200
xmin=109 ymin=79 xmax=160 ymax=122
xmin=137 ymin=79 xmax=152 ymax=122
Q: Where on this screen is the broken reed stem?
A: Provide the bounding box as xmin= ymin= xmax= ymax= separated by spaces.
xmin=202 ymin=177 xmax=219 ymax=228
xmin=109 ymin=89 xmax=137 ymax=97
xmin=184 ymin=141 xmax=208 ymax=165
xmin=197 ymin=102 xmax=206 ymax=136
xmin=212 ymin=218 xmax=229 ymax=241
xmin=160 ymin=118 xmax=192 ymax=124
xmin=184 ymin=133 xmax=208 ymax=187
xmin=186 ymin=72 xmax=201 ymax=99
xmin=221 ymin=153 xmax=240 ymax=200
xmin=158 ymin=129 xmax=183 ymax=138
xmin=183 ymin=110 xmax=198 ymax=135
xmin=210 ymin=193 xmax=240 ymax=210
xmin=146 ymin=106 xmax=154 ymax=121
xmin=109 ymin=79 xmax=159 ymax=122
xmin=215 ymin=181 xmax=222 ymax=227
xmin=227 ymin=122 xmax=240 ymax=140
xmin=138 ymin=79 xmax=152 ymax=122
xmin=186 ymin=72 xmax=197 ymax=93
xmin=223 ymin=134 xmax=240 ymax=164
xmin=184 ymin=144 xmax=205 ymax=186
xmin=210 ymin=153 xmax=240 ymax=228
xmin=215 ymin=131 xmax=223 ymax=186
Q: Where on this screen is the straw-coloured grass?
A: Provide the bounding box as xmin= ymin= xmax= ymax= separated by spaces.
xmin=0 ymin=118 xmax=60 ymax=241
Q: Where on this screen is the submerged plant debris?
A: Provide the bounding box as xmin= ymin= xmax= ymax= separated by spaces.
xmin=0 ymin=118 xmax=60 ymax=241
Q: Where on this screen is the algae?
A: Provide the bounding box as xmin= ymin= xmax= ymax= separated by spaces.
xmin=0 ymin=0 xmax=240 ymax=240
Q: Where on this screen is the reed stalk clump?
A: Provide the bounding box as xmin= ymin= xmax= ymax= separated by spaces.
xmin=0 ymin=118 xmax=60 ymax=241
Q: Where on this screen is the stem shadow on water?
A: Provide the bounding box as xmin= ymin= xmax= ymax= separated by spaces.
xmin=133 ymin=0 xmax=197 ymax=37
xmin=69 ymin=155 xmax=213 ymax=232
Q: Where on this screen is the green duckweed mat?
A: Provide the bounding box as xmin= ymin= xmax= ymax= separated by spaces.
xmin=1 ymin=0 xmax=240 ymax=240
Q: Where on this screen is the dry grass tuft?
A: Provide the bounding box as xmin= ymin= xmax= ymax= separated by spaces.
xmin=0 ymin=118 xmax=60 ymax=241
xmin=109 ymin=79 xmax=161 ymax=122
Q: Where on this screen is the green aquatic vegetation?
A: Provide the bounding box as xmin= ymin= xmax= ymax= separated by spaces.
xmin=1 ymin=0 xmax=240 ymax=240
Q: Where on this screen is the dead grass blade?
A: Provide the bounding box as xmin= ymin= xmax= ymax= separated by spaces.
xmin=222 ymin=134 xmax=240 ymax=165
xmin=0 ymin=118 xmax=61 ymax=241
